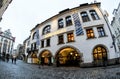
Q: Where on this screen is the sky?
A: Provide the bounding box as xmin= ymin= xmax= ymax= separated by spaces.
xmin=0 ymin=0 xmax=120 ymax=48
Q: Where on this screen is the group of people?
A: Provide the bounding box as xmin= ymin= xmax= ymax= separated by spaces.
xmin=11 ymin=56 xmax=17 ymax=64
xmin=5 ymin=54 xmax=17 ymax=64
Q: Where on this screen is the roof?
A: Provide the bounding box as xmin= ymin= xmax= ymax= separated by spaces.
xmin=31 ymin=2 xmax=101 ymax=31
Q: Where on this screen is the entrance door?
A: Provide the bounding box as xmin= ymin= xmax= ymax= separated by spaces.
xmin=56 ymin=47 xmax=81 ymax=67
xmin=93 ymin=46 xmax=107 ymax=66
xmin=40 ymin=50 xmax=52 ymax=65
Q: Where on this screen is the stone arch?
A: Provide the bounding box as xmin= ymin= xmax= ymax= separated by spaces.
xmin=55 ymin=45 xmax=83 ymax=67
xmin=92 ymin=44 xmax=108 ymax=66
xmin=39 ymin=49 xmax=53 ymax=65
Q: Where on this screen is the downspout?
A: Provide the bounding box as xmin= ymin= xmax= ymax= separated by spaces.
xmin=97 ymin=4 xmax=117 ymax=52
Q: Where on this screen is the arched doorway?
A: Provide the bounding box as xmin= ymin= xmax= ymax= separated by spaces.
xmin=56 ymin=47 xmax=82 ymax=67
xmin=93 ymin=45 xmax=108 ymax=66
xmin=27 ymin=52 xmax=38 ymax=63
xmin=39 ymin=50 xmax=52 ymax=65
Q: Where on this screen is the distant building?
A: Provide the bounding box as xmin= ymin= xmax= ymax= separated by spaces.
xmin=111 ymin=3 xmax=120 ymax=52
xmin=16 ymin=44 xmax=25 ymax=60
xmin=23 ymin=36 xmax=31 ymax=62
xmin=0 ymin=0 xmax=12 ymax=22
xmin=0 ymin=28 xmax=15 ymax=59
xmin=25 ymin=2 xmax=119 ymax=67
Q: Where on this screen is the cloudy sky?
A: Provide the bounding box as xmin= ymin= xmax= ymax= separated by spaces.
xmin=0 ymin=0 xmax=119 ymax=48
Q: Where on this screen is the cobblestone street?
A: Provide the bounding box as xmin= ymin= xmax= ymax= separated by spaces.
xmin=0 ymin=60 xmax=120 ymax=79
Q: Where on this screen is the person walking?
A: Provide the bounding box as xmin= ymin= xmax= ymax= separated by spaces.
xmin=11 ymin=56 xmax=14 ymax=63
xmin=14 ymin=57 xmax=17 ymax=64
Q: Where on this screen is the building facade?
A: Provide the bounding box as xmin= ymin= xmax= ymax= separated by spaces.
xmin=0 ymin=0 xmax=12 ymax=22
xmin=0 ymin=28 xmax=15 ymax=60
xmin=111 ymin=3 xmax=120 ymax=53
xmin=26 ymin=2 xmax=118 ymax=67
xmin=16 ymin=44 xmax=25 ymax=60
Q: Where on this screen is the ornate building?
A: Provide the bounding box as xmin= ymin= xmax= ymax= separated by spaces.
xmin=111 ymin=3 xmax=120 ymax=53
xmin=25 ymin=2 xmax=119 ymax=67
xmin=0 ymin=28 xmax=15 ymax=60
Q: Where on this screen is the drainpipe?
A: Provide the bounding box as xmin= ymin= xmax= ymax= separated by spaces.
xmin=97 ymin=5 xmax=117 ymax=52
xmin=97 ymin=4 xmax=119 ymax=64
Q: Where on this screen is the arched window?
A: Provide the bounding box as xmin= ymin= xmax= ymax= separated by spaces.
xmin=32 ymin=32 xmax=37 ymax=40
xmin=89 ymin=10 xmax=99 ymax=20
xmin=93 ymin=46 xmax=107 ymax=65
xmin=65 ymin=16 xmax=72 ymax=26
xmin=58 ymin=18 xmax=64 ymax=29
xmin=42 ymin=25 xmax=51 ymax=35
xmin=81 ymin=11 xmax=90 ymax=22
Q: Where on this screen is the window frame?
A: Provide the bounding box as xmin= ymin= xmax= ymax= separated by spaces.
xmin=86 ymin=28 xmax=95 ymax=39
xmin=81 ymin=11 xmax=90 ymax=22
xmin=65 ymin=16 xmax=73 ymax=26
xmin=41 ymin=40 xmax=44 ymax=48
xmin=46 ymin=38 xmax=50 ymax=47
xmin=58 ymin=34 xmax=64 ymax=44
xmin=42 ymin=25 xmax=51 ymax=35
xmin=97 ymin=27 xmax=106 ymax=37
xmin=58 ymin=18 xmax=64 ymax=29
xmin=89 ymin=10 xmax=100 ymax=20
xmin=67 ymin=32 xmax=75 ymax=42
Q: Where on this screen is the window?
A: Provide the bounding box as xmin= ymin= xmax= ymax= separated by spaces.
xmin=119 ymin=17 xmax=120 ymax=24
xmin=81 ymin=12 xmax=90 ymax=22
xmin=58 ymin=35 xmax=64 ymax=44
xmin=58 ymin=18 xmax=64 ymax=29
xmin=65 ymin=16 xmax=73 ymax=26
xmin=117 ymin=28 xmax=120 ymax=33
xmin=115 ymin=31 xmax=118 ymax=36
xmin=41 ymin=40 xmax=44 ymax=48
xmin=42 ymin=25 xmax=51 ymax=35
xmin=93 ymin=46 xmax=107 ymax=63
xmin=97 ymin=27 xmax=106 ymax=37
xmin=90 ymin=10 xmax=99 ymax=20
xmin=46 ymin=38 xmax=50 ymax=47
xmin=67 ymin=32 xmax=74 ymax=42
xmin=86 ymin=28 xmax=95 ymax=39
xmin=32 ymin=32 xmax=37 ymax=40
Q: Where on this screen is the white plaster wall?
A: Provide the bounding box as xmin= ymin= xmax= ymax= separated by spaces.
xmin=29 ymin=4 xmax=116 ymax=63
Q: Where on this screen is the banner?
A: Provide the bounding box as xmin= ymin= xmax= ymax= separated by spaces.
xmin=72 ymin=13 xmax=84 ymax=36
xmin=36 ymin=29 xmax=40 ymax=45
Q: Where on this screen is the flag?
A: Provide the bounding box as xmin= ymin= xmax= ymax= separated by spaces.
xmin=36 ymin=29 xmax=40 ymax=45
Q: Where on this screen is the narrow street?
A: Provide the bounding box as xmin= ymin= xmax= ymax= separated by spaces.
xmin=0 ymin=60 xmax=120 ymax=79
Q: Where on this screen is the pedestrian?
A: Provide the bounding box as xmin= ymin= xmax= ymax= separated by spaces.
xmin=6 ymin=54 xmax=9 ymax=63
xmin=11 ymin=56 xmax=14 ymax=63
xmin=38 ymin=60 xmax=41 ymax=68
xmin=14 ymin=57 xmax=17 ymax=64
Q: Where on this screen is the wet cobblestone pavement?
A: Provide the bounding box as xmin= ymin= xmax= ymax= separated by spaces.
xmin=0 ymin=60 xmax=120 ymax=79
